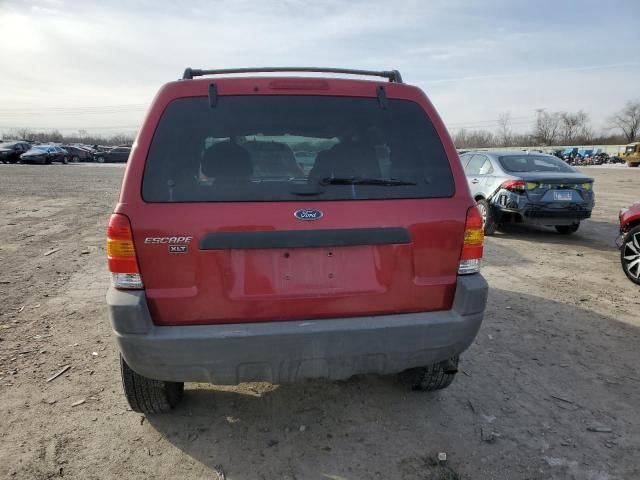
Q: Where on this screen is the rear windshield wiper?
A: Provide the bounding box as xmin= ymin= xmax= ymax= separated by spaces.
xmin=319 ymin=177 xmax=417 ymax=186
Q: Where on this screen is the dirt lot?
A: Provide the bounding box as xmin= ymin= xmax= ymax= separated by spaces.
xmin=0 ymin=164 xmax=639 ymax=480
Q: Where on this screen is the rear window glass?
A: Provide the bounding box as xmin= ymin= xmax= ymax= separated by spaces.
xmin=499 ymin=155 xmax=576 ymax=173
xmin=142 ymin=96 xmax=454 ymax=202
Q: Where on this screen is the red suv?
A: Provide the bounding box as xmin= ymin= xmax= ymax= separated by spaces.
xmin=106 ymin=67 xmax=488 ymax=414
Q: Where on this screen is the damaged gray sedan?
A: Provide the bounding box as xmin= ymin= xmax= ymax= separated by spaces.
xmin=460 ymin=151 xmax=594 ymax=235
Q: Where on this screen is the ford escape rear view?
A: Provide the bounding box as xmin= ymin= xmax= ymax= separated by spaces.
xmin=106 ymin=67 xmax=489 ymax=414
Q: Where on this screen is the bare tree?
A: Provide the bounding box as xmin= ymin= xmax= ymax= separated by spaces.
xmin=559 ymin=110 xmax=589 ymax=144
xmin=496 ymin=112 xmax=512 ymax=147
xmin=534 ymin=109 xmax=561 ymax=145
xmin=452 ymin=128 xmax=496 ymax=148
xmin=12 ymin=128 xmax=33 ymax=140
xmin=609 ymin=101 xmax=640 ymax=143
xmin=452 ymin=128 xmax=469 ymax=148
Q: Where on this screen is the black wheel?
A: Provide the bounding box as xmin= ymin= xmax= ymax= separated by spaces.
xmin=71 ymin=155 xmax=80 ymax=163
xmin=120 ymin=355 xmax=184 ymax=414
xmin=44 ymin=157 xmax=51 ymax=165
xmin=476 ymin=199 xmax=496 ymax=235
xmin=96 ymin=156 xmax=105 ymax=163
xmin=62 ymin=156 xmax=69 ymax=164
xmin=398 ymin=356 xmax=459 ymax=392
xmin=621 ymin=225 xmax=640 ymax=285
xmin=555 ymin=223 xmax=580 ymax=234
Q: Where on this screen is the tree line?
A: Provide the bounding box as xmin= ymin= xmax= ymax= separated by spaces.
xmin=454 ymin=100 xmax=640 ymax=149
xmin=3 ymin=128 xmax=135 ymax=147
xmin=4 ymin=100 xmax=640 ymax=151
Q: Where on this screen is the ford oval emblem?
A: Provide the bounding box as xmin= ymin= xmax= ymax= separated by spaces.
xmin=294 ymin=208 xmax=323 ymax=220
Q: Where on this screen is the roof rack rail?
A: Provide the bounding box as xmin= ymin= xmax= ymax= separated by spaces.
xmin=182 ymin=67 xmax=403 ymax=83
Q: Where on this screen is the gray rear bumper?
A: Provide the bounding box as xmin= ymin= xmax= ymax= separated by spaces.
xmin=107 ymin=275 xmax=488 ymax=384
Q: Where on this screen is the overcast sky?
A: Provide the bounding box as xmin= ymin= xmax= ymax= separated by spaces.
xmin=1 ymin=0 xmax=639 ymax=137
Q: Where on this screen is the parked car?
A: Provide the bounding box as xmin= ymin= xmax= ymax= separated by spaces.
xmin=618 ymin=201 xmax=640 ymax=285
xmin=106 ymin=66 xmax=488 ymax=414
xmin=460 ymin=150 xmax=595 ymax=235
xmin=94 ymin=146 xmax=131 ymax=163
xmin=20 ymin=145 xmax=68 ymax=164
xmin=0 ymin=141 xmax=32 ymax=163
xmin=62 ymin=145 xmax=94 ymax=162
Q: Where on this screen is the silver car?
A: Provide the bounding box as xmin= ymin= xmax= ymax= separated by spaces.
xmin=460 ymin=151 xmax=595 ymax=235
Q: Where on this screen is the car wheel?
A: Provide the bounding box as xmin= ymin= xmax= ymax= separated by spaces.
xmin=555 ymin=223 xmax=580 ymax=234
xmin=476 ymin=199 xmax=496 ymax=235
xmin=96 ymin=156 xmax=105 ymax=163
xmin=621 ymin=225 xmax=640 ymax=285
xmin=62 ymin=156 xmax=69 ymax=164
xmin=120 ymin=355 xmax=184 ymax=414
xmin=72 ymin=155 xmax=80 ymax=163
xmin=44 ymin=157 xmax=51 ymax=165
xmin=398 ymin=356 xmax=459 ymax=392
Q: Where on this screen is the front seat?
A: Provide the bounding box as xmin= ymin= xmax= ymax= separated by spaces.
xmin=201 ymin=141 xmax=253 ymax=183
xmin=309 ymin=140 xmax=380 ymax=182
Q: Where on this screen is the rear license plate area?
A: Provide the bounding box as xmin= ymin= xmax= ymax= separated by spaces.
xmin=226 ymin=246 xmax=385 ymax=298
xmin=553 ymin=190 xmax=573 ymax=201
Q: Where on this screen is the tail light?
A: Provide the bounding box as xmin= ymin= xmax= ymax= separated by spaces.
xmin=106 ymin=214 xmax=143 ymax=289
xmin=501 ymin=180 xmax=526 ymax=192
xmin=459 ymin=206 xmax=484 ymax=275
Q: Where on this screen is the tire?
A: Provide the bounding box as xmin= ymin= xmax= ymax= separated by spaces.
xmin=476 ymin=199 xmax=497 ymax=235
xmin=62 ymin=156 xmax=69 ymax=164
xmin=96 ymin=156 xmax=105 ymax=163
xmin=44 ymin=157 xmax=51 ymax=165
xmin=621 ymin=225 xmax=640 ymax=285
xmin=398 ymin=356 xmax=459 ymax=392
xmin=555 ymin=223 xmax=580 ymax=234
xmin=120 ymin=355 xmax=184 ymax=414
xmin=71 ymin=155 xmax=80 ymax=163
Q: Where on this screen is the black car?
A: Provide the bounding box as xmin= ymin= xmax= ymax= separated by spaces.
xmin=62 ymin=145 xmax=94 ymax=162
xmin=20 ymin=145 xmax=68 ymax=164
xmin=0 ymin=141 xmax=31 ymax=164
xmin=94 ymin=146 xmax=131 ymax=163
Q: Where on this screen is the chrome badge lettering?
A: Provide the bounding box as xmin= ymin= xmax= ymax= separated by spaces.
xmin=144 ymin=236 xmax=193 ymax=244
xmin=294 ymin=209 xmax=323 ymax=220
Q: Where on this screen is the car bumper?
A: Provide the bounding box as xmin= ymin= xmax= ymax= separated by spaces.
xmin=491 ymin=199 xmax=593 ymax=226
xmin=107 ymin=275 xmax=488 ymax=384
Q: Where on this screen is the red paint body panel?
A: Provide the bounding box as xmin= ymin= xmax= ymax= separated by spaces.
xmin=114 ymin=76 xmax=475 ymax=326
xmin=620 ymin=201 xmax=640 ymax=230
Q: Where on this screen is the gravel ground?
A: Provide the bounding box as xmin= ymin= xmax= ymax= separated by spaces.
xmin=0 ymin=163 xmax=639 ymax=480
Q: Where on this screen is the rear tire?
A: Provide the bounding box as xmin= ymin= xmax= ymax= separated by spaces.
xmin=398 ymin=356 xmax=459 ymax=392
xmin=621 ymin=225 xmax=640 ymax=285
xmin=96 ymin=156 xmax=105 ymax=163
xmin=120 ymin=355 xmax=184 ymax=414
xmin=71 ymin=155 xmax=80 ymax=163
xmin=555 ymin=223 xmax=580 ymax=234
xmin=476 ymin=199 xmax=497 ymax=236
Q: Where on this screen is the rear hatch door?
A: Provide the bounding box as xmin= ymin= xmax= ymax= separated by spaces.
xmin=126 ymin=86 xmax=468 ymax=326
